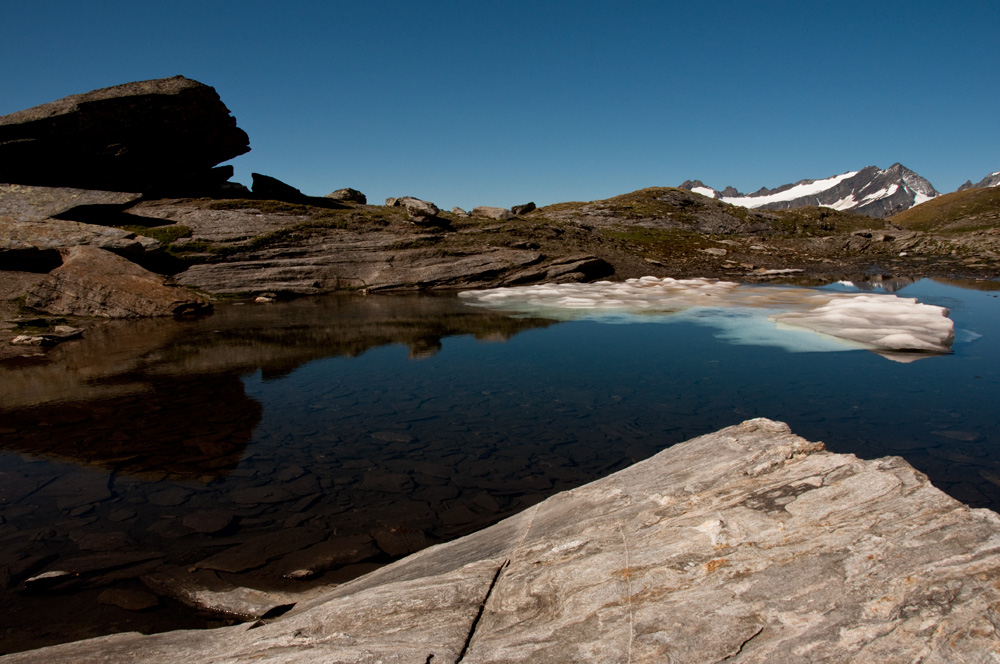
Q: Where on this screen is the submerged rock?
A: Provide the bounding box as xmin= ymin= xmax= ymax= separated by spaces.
xmin=7 ymin=418 xmax=1000 ymax=662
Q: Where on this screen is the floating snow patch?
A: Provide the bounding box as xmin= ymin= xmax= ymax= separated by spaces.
xmin=459 ymin=277 xmax=954 ymax=362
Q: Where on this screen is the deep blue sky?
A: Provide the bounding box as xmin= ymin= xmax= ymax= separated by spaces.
xmin=2 ymin=1 xmax=997 ymax=209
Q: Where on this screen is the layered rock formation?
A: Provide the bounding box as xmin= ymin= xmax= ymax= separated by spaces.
xmin=0 ymin=76 xmax=249 ymax=195
xmin=7 ymin=419 xmax=999 ymax=662
xmin=24 ymin=246 xmax=211 ymax=318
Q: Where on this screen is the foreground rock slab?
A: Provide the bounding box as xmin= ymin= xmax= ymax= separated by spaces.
xmin=6 ymin=419 xmax=1000 ymax=662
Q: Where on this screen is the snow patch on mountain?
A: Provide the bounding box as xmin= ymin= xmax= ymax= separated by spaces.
xmin=720 ymin=171 xmax=858 ymax=209
xmin=680 ymin=164 xmax=939 ymax=217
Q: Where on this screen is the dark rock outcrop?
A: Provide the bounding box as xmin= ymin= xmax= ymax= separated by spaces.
xmin=250 ymin=173 xmax=306 ymax=201
xmin=511 ymin=202 xmax=536 ymax=216
xmin=25 ymin=245 xmax=211 ymax=318
xmin=0 ymin=76 xmax=250 ymax=194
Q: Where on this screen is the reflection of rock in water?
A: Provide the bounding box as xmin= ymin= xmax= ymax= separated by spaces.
xmin=0 ymin=293 xmax=556 ymax=411
xmin=1 ymin=373 xmax=259 ymax=481
xmin=0 ymin=293 xmax=561 ymax=653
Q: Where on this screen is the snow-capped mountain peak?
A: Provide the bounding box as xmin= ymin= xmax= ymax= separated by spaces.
xmin=680 ymin=164 xmax=940 ymax=217
xmin=957 ymin=170 xmax=1000 ymax=191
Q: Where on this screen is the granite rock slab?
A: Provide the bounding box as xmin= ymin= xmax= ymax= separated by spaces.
xmin=5 ymin=419 xmax=1000 ymax=662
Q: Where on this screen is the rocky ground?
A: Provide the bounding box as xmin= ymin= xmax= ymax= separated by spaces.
xmin=4 ymin=185 xmax=998 ymax=360
xmin=6 ymin=419 xmax=1000 ymax=663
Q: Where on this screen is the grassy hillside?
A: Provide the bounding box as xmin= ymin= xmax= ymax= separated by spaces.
xmin=891 ymin=187 xmax=1000 ymax=233
xmin=535 ymin=186 xmax=880 ymax=237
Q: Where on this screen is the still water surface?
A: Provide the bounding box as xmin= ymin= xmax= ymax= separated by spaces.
xmin=0 ymin=277 xmax=998 ymax=652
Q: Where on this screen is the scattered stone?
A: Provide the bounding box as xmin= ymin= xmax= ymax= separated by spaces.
xmin=97 ymin=588 xmax=160 ymax=612
xmin=147 ymin=487 xmax=193 ymax=507
xmin=370 ymin=523 xmax=430 ymax=557
xmin=276 ymin=466 xmax=305 ymax=482
xmin=273 ymin=534 xmax=380 ymax=579
xmin=701 ymin=247 xmax=727 ymax=256
xmin=451 ymin=206 xmax=470 ymax=216
xmin=932 ymin=430 xmax=985 ymax=443
xmin=194 ymin=527 xmax=326 ymax=574
xmin=370 ymin=430 xmax=414 ymax=443
xmin=359 ymin=472 xmax=414 ymax=494
xmin=70 ymin=532 xmax=135 ymax=552
xmin=228 ymin=484 xmax=296 ymax=505
xmin=182 ymin=511 xmax=237 ymax=535
xmin=108 ymin=509 xmax=137 ymax=523
xmin=0 ymin=75 xmax=250 ymax=194
xmin=400 ymin=197 xmax=439 ymax=224
xmin=10 ymin=335 xmax=48 ymax=347
xmin=325 ymin=188 xmax=366 ymax=204
xmin=472 ymin=206 xmax=514 ymax=220
xmin=511 ymin=202 xmax=536 ymax=216
xmin=24 ymin=245 xmax=212 ymax=318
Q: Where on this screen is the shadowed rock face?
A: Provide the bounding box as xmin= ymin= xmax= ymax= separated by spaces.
xmin=0 ymin=76 xmax=249 ymax=194
xmin=5 ymin=419 xmax=1000 ymax=662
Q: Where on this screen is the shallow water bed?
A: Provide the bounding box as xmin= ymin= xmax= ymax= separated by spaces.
xmin=0 ymin=278 xmax=998 ymax=653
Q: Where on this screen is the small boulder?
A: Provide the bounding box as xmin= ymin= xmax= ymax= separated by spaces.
xmin=472 ymin=206 xmax=514 ymax=220
xmin=325 ymin=188 xmax=366 ymax=204
xmin=401 ymin=197 xmax=439 ymax=224
xmin=511 ymin=202 xmax=536 ymax=216
xmin=451 ymin=207 xmax=470 ymax=217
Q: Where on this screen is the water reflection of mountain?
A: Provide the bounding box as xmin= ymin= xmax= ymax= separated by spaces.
xmin=0 ymin=294 xmax=556 ymax=478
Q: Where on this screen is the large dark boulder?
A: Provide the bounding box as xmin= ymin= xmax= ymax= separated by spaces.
xmin=0 ymin=76 xmax=250 ymax=194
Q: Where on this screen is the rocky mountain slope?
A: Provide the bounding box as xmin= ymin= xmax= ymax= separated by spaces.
xmin=681 ymin=163 xmax=940 ymax=217
xmin=958 ymin=169 xmax=1000 ymax=191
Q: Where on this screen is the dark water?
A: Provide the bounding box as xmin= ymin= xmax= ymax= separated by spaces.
xmin=1 ymin=278 xmax=998 ymax=653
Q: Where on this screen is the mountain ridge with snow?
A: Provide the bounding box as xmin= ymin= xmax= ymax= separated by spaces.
xmin=680 ymin=163 xmax=940 ymax=218
xmin=957 ymin=170 xmax=1000 ymax=192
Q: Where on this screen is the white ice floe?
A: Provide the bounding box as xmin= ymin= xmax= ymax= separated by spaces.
xmin=459 ymin=277 xmax=954 ymax=362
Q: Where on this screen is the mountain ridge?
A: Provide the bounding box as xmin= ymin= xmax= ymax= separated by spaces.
xmin=680 ymin=163 xmax=940 ymax=218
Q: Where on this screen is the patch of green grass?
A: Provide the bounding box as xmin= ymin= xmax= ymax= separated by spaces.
xmin=120 ymin=225 xmax=192 ymax=244
xmin=891 ymin=187 xmax=1000 ymax=233
xmin=207 ymin=199 xmax=313 ymax=215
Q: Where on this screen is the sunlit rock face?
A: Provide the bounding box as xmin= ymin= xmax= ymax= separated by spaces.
xmin=459 ymin=277 xmax=954 ymax=362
